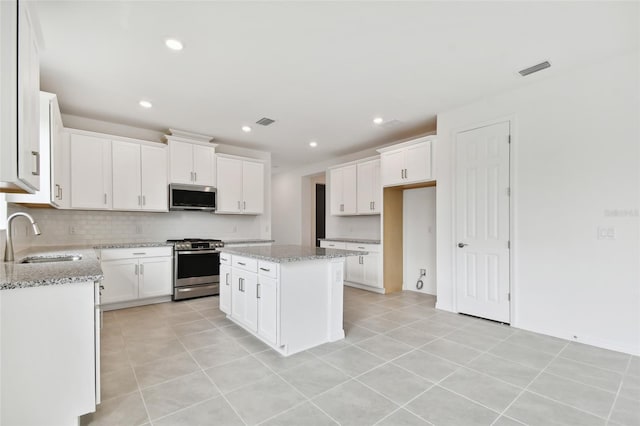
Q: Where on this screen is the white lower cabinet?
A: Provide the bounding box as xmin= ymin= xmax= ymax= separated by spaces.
xmin=231 ymin=269 xmax=258 ymax=332
xmin=257 ymin=275 xmax=278 ymax=345
xmin=321 ymin=241 xmax=382 ymax=291
xmin=99 ymin=247 xmax=172 ymax=307
xmin=219 ymin=264 xmax=232 ymax=314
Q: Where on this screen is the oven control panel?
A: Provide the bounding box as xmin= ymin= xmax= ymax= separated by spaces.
xmin=174 ymin=241 xmax=224 ymax=251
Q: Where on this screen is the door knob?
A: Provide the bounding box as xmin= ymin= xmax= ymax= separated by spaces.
xmin=458 ymin=243 xmax=468 ymax=248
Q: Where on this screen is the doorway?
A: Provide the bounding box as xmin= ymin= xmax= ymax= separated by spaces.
xmin=315 ymin=184 xmax=326 ymax=247
xmin=455 ymin=120 xmax=511 ymax=323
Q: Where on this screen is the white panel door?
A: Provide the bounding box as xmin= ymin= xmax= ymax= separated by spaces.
xmin=363 ymin=253 xmax=381 ymax=288
xmin=220 ymin=265 xmax=232 ymax=315
xmin=329 ymin=167 xmax=344 ymax=215
xmin=138 ymin=257 xmax=172 ymax=298
xmin=100 ymin=259 xmax=138 ymax=304
xmin=231 ymin=271 xmax=246 ymax=324
xmin=216 ymin=157 xmax=243 ymax=213
xmin=455 ymin=121 xmax=510 ymax=323
xmin=243 ymin=272 xmax=259 ymax=333
xmin=112 ymin=141 xmax=142 ymax=210
xmin=258 ymin=276 xmax=278 ymax=345
xmin=381 ymin=150 xmax=405 ymax=186
xmin=70 ymin=134 xmax=111 ymax=209
xmin=342 ymin=164 xmax=357 ymax=214
xmin=371 ymin=159 xmax=381 ymax=213
xmin=346 ymin=255 xmax=364 ymax=284
xmin=169 ymin=140 xmax=194 ymax=184
xmin=405 ymin=141 xmax=431 ymax=184
xmin=193 ymin=144 xmax=215 ymax=186
xmin=242 ymin=161 xmax=264 ymax=214
xmin=141 ymin=144 xmax=168 ymax=211
xmin=357 ymin=161 xmax=373 ymax=214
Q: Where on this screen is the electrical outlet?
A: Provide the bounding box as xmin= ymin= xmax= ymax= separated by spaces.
xmin=597 ymin=227 xmax=615 ymax=240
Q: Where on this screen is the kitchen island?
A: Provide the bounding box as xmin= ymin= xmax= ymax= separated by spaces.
xmin=219 ymin=245 xmax=366 ymax=356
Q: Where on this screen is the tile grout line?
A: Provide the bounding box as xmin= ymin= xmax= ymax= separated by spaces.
xmin=605 ymin=354 xmax=632 ymax=423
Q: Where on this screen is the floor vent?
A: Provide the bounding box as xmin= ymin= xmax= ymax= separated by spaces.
xmin=519 ymin=61 xmax=551 ymax=76
xmin=256 ymin=117 xmax=275 ymax=126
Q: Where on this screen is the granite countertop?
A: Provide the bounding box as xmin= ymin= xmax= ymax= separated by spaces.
xmin=223 ymin=239 xmax=275 ymax=245
xmin=1 ymin=246 xmax=103 ymax=291
xmin=220 ymin=244 xmax=367 ymax=263
xmin=94 ymin=242 xmax=173 ymax=249
xmin=320 ymin=238 xmax=381 ymax=244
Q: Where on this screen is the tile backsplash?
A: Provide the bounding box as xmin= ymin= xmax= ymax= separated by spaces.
xmin=8 ymin=206 xmax=266 ymax=252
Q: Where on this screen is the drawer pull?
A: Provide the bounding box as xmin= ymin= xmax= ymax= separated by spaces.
xmin=133 ymin=252 xmax=146 ymax=256
xmin=358 ymin=246 xmax=365 ymax=249
xmin=237 ymin=262 xmax=246 ymax=266
xmin=221 ymin=257 xmax=228 ymax=262
xmin=259 ymin=267 xmax=270 ymax=272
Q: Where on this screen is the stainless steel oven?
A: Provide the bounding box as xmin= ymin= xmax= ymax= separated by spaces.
xmin=169 ymin=239 xmax=224 ymax=300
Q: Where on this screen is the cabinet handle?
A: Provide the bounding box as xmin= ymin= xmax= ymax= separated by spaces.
xmin=221 ymin=257 xmax=228 ymax=262
xmin=359 ymin=256 xmax=363 ymax=264
xmin=239 ymin=277 xmax=244 ymax=292
xmin=194 ymin=172 xmax=197 ymax=182
xmin=142 ymin=195 xmax=146 ymax=206
xmin=31 ymin=151 xmax=40 ymax=176
xmin=237 ymin=201 xmax=241 ymax=210
xmin=405 ymin=169 xmax=408 ymax=179
xmin=134 ymin=264 xmax=139 ymax=275
xmin=243 ymin=201 xmax=246 ymax=210
xmin=237 ymin=262 xmax=246 ymax=266
xmin=259 ymin=267 xmax=270 ymax=272
xmin=372 ymin=201 xmax=375 ymax=210
xmin=140 ymin=264 xmax=144 ymax=275
xmin=256 ymin=283 xmax=261 ymax=299
xmin=340 ymin=204 xmax=344 ymax=212
xmin=138 ymin=195 xmax=141 ymax=206
xmin=190 ymin=171 xmax=194 ymax=181
xmin=401 ymin=169 xmax=404 ymax=179
xmin=59 ymin=186 xmax=63 ymax=200
xmin=55 ymin=184 xmax=61 ymax=200
xmin=225 ymin=272 xmax=230 ymax=285
xmin=104 ymin=193 xmax=107 ymax=204
xmin=358 ymin=246 xmax=365 ymax=249
xmin=133 ymin=252 xmax=146 ymax=255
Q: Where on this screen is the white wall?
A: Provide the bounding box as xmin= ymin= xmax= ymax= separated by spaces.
xmin=436 ymin=51 xmax=639 ymax=355
xmin=403 ymin=187 xmax=436 ymax=295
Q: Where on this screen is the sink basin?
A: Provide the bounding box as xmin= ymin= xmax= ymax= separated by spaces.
xmin=19 ymin=254 xmax=83 ymax=264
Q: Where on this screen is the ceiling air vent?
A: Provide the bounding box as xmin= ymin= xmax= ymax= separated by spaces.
xmin=256 ymin=117 xmax=275 ymax=126
xmin=519 ymin=61 xmax=551 ymax=77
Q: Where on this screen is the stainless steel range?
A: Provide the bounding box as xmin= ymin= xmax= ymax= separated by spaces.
xmin=168 ymin=238 xmax=224 ymax=301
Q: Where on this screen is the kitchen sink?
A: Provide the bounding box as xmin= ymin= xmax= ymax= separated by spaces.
xmin=19 ymin=254 xmax=83 ymax=264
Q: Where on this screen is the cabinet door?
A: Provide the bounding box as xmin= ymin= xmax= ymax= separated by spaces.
xmin=169 ymin=140 xmax=194 ymax=184
xmin=230 ymin=271 xmax=245 ymax=324
xmin=346 ymin=255 xmax=364 ymax=284
xmin=112 ymin=141 xmax=142 ymax=210
xmin=329 ymin=167 xmax=343 ymax=215
xmin=50 ymin=97 xmax=67 ymax=207
xmin=380 ymin=150 xmax=405 ymax=187
xmin=141 ymin=144 xmax=168 ymax=211
xmin=342 ymin=164 xmax=357 ymax=214
xmin=357 ymin=160 xmax=380 ymax=214
xmin=404 ymin=141 xmax=431 ymax=183
xmin=70 ymin=134 xmax=112 ymax=209
xmin=138 ymin=257 xmax=172 ymax=298
xmin=243 ymin=272 xmax=259 ymax=333
xmin=258 ymin=276 xmax=277 ymax=345
xmin=220 ymin=265 xmax=232 ymax=315
xmin=242 ymin=161 xmax=264 ymax=214
xmin=216 ymin=157 xmax=243 ymax=213
xmin=363 ymin=252 xmax=382 ymax=288
xmin=17 ymin=2 xmax=40 ymax=191
xmin=101 ymin=259 xmax=139 ymax=304
xmin=192 ymin=144 xmax=215 ymax=186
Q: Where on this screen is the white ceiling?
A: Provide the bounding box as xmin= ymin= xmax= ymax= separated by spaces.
xmin=33 ymin=1 xmax=638 ymax=169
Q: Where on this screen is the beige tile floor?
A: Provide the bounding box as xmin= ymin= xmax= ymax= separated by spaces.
xmin=82 ymin=287 xmax=640 ymax=426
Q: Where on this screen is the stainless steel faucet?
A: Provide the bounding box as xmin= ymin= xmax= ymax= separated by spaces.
xmin=4 ymin=212 xmax=41 ymax=262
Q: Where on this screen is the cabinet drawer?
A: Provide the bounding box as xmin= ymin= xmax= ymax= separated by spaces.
xmin=320 ymin=241 xmax=347 ymax=250
xmin=346 ymin=243 xmax=380 ymax=253
xmin=258 ymin=261 xmax=278 ymax=279
xmin=219 ymin=253 xmax=232 ymax=265
xmin=99 ymin=246 xmax=172 ymax=261
xmin=232 ymin=255 xmax=257 ymax=272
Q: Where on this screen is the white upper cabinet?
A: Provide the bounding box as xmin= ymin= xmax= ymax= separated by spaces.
xmin=379 ymin=136 xmax=435 ymax=187
xmin=329 ymin=164 xmax=357 ymax=216
xmin=168 ymin=139 xmax=216 ymax=186
xmin=112 ymin=141 xmax=167 ymax=212
xmin=6 ymin=92 xmax=65 ymax=207
xmin=70 ymin=134 xmax=112 ymax=209
xmin=0 ymin=1 xmax=41 ymax=193
xmin=356 ymin=159 xmax=381 ymax=214
xmin=216 ymin=155 xmax=264 ymax=215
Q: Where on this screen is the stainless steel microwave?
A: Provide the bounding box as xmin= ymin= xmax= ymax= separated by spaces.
xmin=169 ymin=184 xmax=217 ymax=211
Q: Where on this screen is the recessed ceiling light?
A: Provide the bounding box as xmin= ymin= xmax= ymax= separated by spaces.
xmin=139 ymin=100 xmax=152 ymax=108
xmin=373 ymin=117 xmax=384 ymax=125
xmin=309 ymin=141 xmax=318 ymax=148
xmin=165 ymin=38 xmax=183 ymax=51
xmin=242 ymin=125 xmax=252 ymax=133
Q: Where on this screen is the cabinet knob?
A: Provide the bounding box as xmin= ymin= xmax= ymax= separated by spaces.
xmin=458 ymin=242 xmax=468 ymax=248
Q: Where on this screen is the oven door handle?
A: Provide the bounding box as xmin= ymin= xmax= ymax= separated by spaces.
xmin=177 ymin=250 xmax=220 ymax=255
